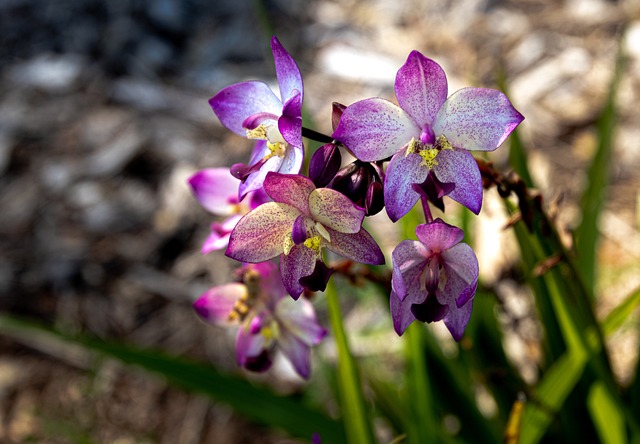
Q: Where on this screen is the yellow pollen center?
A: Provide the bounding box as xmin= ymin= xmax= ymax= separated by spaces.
xmin=418 ymin=148 xmax=439 ymax=168
xmin=405 ymin=135 xmax=454 ymax=170
xmin=246 ymin=124 xmax=268 ymax=140
xmin=303 ymin=235 xmax=322 ymax=253
xmin=265 ymin=141 xmax=286 ymax=159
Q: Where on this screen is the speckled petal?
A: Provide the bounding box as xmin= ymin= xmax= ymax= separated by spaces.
xmin=415 ymin=219 xmax=464 ymax=253
xmin=226 ymin=202 xmax=299 ymax=263
xmin=440 ymin=243 xmax=479 ymax=308
xmin=263 ymin=172 xmax=314 ymax=214
xmin=276 ymin=297 xmax=327 ymax=346
xmin=309 ymin=188 xmax=364 ymax=234
xmin=391 ymin=239 xmax=429 ymax=302
xmin=395 ymin=51 xmax=448 ymax=127
xmin=280 ymin=244 xmax=317 ymax=299
xmin=193 ymin=283 xmax=246 ymax=324
xmin=332 ymin=98 xmax=420 ymax=162
xmin=188 ymin=168 xmax=239 ymax=215
xmin=271 ymin=36 xmax=303 ymax=105
xmin=432 ymin=87 xmax=524 ymax=152
xmin=384 ymin=151 xmax=428 ymax=222
xmin=209 ymin=81 xmax=282 ymax=136
xmin=432 ymin=148 xmax=483 ymax=214
xmin=324 ymin=227 xmax=385 ymax=265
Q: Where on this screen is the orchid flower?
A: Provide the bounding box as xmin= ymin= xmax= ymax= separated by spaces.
xmin=226 ymin=172 xmax=385 ymax=299
xmin=333 ymin=51 xmax=524 ymax=221
xmin=209 ymin=36 xmax=304 ymax=199
xmin=390 ymin=219 xmax=479 ymax=341
xmin=188 ymin=168 xmax=269 ymax=253
xmin=193 ymin=261 xmax=327 ymax=379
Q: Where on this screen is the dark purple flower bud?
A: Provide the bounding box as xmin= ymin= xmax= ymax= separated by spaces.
xmin=309 ymin=144 xmax=342 ymax=188
xmin=299 ymin=260 xmax=334 ymax=292
xmin=328 ymin=160 xmax=383 ymax=210
xmin=331 ymin=102 xmax=346 ymax=132
xmin=365 ymin=180 xmax=384 ymax=216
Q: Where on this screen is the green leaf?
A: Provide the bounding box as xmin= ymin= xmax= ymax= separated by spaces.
xmin=575 ymin=45 xmax=625 ymax=293
xmin=588 ymin=381 xmax=627 ymax=444
xmin=0 ymin=314 xmax=345 ymax=442
xmin=602 ymin=286 xmax=640 ymax=336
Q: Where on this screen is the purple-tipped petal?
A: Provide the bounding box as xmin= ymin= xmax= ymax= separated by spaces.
xmin=324 ymin=227 xmax=385 ymax=265
xmin=226 ymin=202 xmax=299 ymax=263
xmin=202 ymin=215 xmax=241 ymax=253
xmin=384 ymin=151 xmax=428 ymax=222
xmin=391 ymin=239 xmax=430 ymax=302
xmin=332 ymin=98 xmax=420 ymax=162
xmin=238 ymin=155 xmax=283 ymax=199
xmin=263 ymin=172 xmax=314 ymax=214
xmin=188 ymin=168 xmax=240 ymax=215
xmin=279 ymin=92 xmax=303 ymax=148
xmin=280 ymin=245 xmax=317 ymax=299
xmin=276 ymin=297 xmax=327 ymax=346
xmin=433 ymin=87 xmax=524 ymax=152
xmin=390 ymin=290 xmax=415 ymax=336
xmin=210 ymin=81 xmax=282 ymax=136
xmin=277 ymin=144 xmax=304 ymax=175
xmin=309 ymin=188 xmax=365 ymax=234
xmin=271 ymin=36 xmax=303 ymax=105
xmin=443 ymin=297 xmax=474 ymax=342
xmin=432 ymin=148 xmax=482 ymax=214
xmin=193 ymin=283 xmax=247 ymax=324
xmin=277 ymin=331 xmax=311 ymax=379
xmin=440 ymin=243 xmax=479 ymax=308
xmin=415 ymin=219 xmax=464 ymax=253
xmin=395 ymin=51 xmax=448 ymax=127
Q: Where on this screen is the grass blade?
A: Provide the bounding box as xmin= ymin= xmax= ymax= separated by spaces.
xmin=588 ymin=381 xmax=627 ymax=444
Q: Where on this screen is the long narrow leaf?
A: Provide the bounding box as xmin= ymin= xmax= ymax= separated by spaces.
xmin=0 ymin=314 xmax=346 ymax=442
xmin=588 ymin=381 xmax=627 ymax=444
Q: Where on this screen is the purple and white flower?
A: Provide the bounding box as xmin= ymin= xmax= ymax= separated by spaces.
xmin=209 ymin=36 xmax=304 ymax=198
xmin=390 ymin=219 xmax=479 ymax=341
xmin=193 ymin=261 xmax=327 ymax=379
xmin=333 ymin=51 xmax=524 ymax=221
xmin=226 ymin=172 xmax=385 ymax=299
xmin=188 ymin=168 xmax=268 ymax=253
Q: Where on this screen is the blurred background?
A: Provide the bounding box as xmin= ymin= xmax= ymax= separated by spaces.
xmin=1 ymin=0 xmax=639 ymax=442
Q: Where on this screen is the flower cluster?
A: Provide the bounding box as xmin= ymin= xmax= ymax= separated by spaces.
xmin=189 ymin=36 xmax=523 ymax=378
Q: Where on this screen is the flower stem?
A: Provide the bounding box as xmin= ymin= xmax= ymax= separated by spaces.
xmin=325 ymin=278 xmax=376 ymax=444
xmin=302 ymin=126 xmax=334 ymax=144
xmin=405 ymin=323 xmax=436 ymax=444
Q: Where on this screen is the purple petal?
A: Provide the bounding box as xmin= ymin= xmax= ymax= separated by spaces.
xmin=324 ymin=227 xmax=385 ymax=265
xmin=433 ymin=87 xmax=524 ymax=152
xmin=395 ymin=51 xmax=448 ymax=127
xmin=238 ymin=155 xmax=283 ymax=199
xmin=209 ymin=81 xmax=282 ymax=136
xmin=390 ymin=289 xmax=415 ymax=335
xmin=384 ymin=151 xmax=428 ymax=222
xmin=440 ymin=243 xmax=479 ymax=307
xmin=226 ymin=202 xmax=299 ymax=263
xmin=263 ymin=172 xmax=314 ymax=214
xmin=443 ymin=297 xmax=474 ymax=342
xmin=391 ymin=239 xmax=430 ymax=302
xmin=280 ymin=244 xmax=317 ymax=299
xmin=271 ymin=36 xmax=303 ymax=106
xmin=277 ymin=145 xmax=304 ymax=175
xmin=193 ymin=283 xmax=246 ymax=324
xmin=291 ymin=215 xmax=308 ymax=245
xmin=279 ymin=92 xmax=303 ymax=148
xmin=247 ymin=187 xmax=270 ymax=210
xmin=415 ymin=219 xmax=464 ymax=253
xmin=432 ymin=148 xmax=482 ymax=214
xmin=277 ymin=331 xmax=311 ymax=379
xmin=276 ymin=296 xmax=327 ymax=346
xmin=201 ymin=215 xmax=241 ymax=253
xmin=332 ymin=98 xmax=420 ymax=162
xmin=309 ymin=188 xmax=365 ymax=234
xmin=236 ymin=316 xmax=272 ymax=371
xmin=248 ymin=139 xmax=270 ymax=166
xmin=188 ymin=168 xmax=240 ymax=215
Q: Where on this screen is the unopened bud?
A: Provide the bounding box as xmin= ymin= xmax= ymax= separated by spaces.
xmin=309 ymin=144 xmax=342 ymax=188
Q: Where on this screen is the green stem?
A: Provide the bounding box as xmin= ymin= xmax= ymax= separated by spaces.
xmin=405 ymin=324 xmax=436 ymax=444
xmin=325 ymin=278 xmax=376 ymax=444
